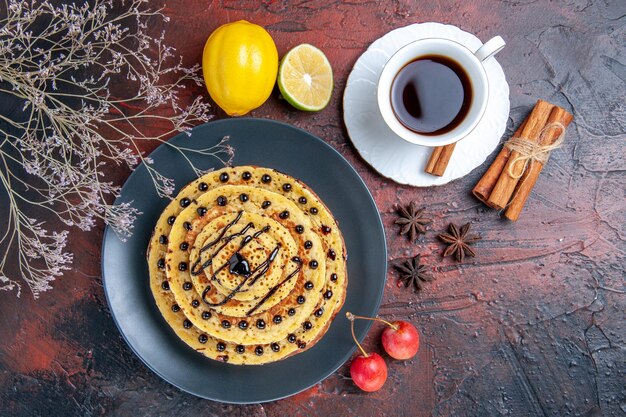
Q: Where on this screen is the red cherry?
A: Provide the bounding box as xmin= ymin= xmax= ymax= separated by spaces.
xmin=350 ymin=352 xmax=388 ymax=392
xmin=381 ymin=321 xmax=420 ymax=360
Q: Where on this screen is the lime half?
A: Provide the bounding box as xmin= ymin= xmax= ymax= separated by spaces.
xmin=278 ymin=44 xmax=333 ymax=111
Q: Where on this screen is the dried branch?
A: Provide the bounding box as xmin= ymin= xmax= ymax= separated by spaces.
xmin=0 ymin=0 xmax=233 ymax=297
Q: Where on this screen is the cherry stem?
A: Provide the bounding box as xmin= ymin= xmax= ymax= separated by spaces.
xmin=348 ymin=312 xmax=399 ymax=331
xmin=345 ymin=312 xmax=369 ymax=358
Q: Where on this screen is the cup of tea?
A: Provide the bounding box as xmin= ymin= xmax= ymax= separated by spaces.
xmin=377 ymin=36 xmax=505 ymax=147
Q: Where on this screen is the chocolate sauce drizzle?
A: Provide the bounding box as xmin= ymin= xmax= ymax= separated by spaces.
xmin=204 ymin=211 xmax=243 ymax=245
xmin=211 ymin=225 xmax=271 ymax=289
xmin=202 ymin=243 xmax=280 ymax=307
xmin=190 ymin=211 xmax=253 ymax=276
xmin=195 ymin=215 xmax=275 ymax=307
xmin=201 ymin=222 xmax=255 ymax=268
xmin=185 ymin=206 xmax=309 ymax=318
xmin=246 ymin=258 xmax=303 ymax=316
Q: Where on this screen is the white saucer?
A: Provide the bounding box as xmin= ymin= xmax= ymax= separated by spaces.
xmin=343 ymin=22 xmax=510 ymax=186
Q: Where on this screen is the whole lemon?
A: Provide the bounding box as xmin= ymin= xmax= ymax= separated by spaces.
xmin=202 ymin=21 xmax=278 ymax=116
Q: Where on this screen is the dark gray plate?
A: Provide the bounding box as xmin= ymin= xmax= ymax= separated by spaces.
xmin=101 ymin=118 xmax=387 ymax=403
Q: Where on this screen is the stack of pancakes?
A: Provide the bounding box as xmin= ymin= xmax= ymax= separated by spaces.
xmin=147 ymin=166 xmax=347 ymax=365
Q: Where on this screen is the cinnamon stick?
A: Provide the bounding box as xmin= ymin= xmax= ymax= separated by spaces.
xmin=472 ymin=119 xmax=528 ymax=206
xmin=504 ymin=106 xmax=573 ymax=221
xmin=425 ymin=143 xmax=456 ymax=176
xmin=487 ymin=100 xmax=555 ymax=209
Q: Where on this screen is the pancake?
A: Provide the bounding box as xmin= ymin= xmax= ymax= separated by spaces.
xmin=147 ymin=166 xmax=347 ymax=365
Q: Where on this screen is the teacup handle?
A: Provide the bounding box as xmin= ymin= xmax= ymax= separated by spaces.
xmin=474 ymin=36 xmax=506 ymax=62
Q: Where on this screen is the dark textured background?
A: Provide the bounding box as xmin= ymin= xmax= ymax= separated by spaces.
xmin=1 ymin=1 xmax=625 ymax=416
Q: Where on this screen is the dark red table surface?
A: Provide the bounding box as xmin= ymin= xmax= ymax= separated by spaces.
xmin=1 ymin=1 xmax=625 ymax=416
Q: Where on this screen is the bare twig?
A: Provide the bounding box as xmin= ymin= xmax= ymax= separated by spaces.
xmin=0 ymin=0 xmax=232 ymax=297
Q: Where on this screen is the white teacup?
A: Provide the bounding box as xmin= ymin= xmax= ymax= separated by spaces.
xmin=377 ymin=36 xmax=505 ymax=147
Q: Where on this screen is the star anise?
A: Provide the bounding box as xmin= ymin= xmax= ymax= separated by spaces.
xmin=395 ymin=201 xmax=431 ymax=242
xmin=394 ymin=254 xmax=434 ymax=292
xmin=437 ymin=223 xmax=481 ymax=262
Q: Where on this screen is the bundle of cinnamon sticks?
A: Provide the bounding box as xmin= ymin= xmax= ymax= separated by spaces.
xmin=472 ymin=99 xmax=573 ymax=220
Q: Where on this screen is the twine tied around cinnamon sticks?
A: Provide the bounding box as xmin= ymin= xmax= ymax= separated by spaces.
xmin=472 ymin=99 xmax=573 ymax=221
xmin=504 ymin=122 xmax=566 ymax=179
